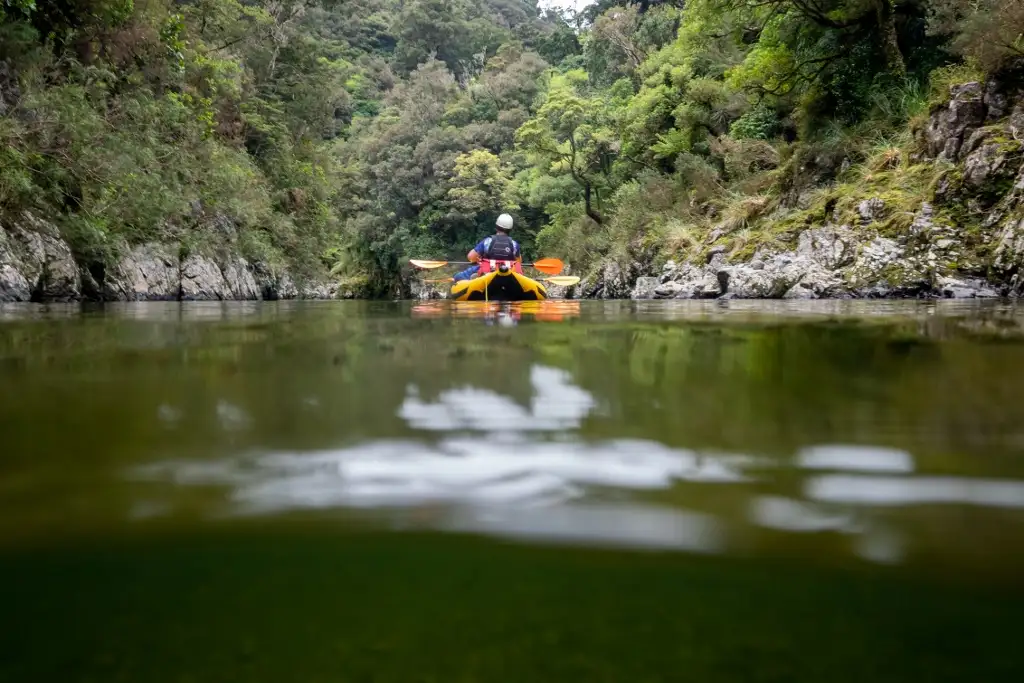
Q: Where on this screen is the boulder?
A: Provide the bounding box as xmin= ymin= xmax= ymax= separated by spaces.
xmin=301 ymin=282 xmax=337 ymax=300
xmin=107 ymin=243 xmax=180 ymax=301
xmin=180 ymin=254 xmax=228 ymax=300
xmin=631 ymin=276 xmax=659 ymax=299
xmin=717 ymin=266 xmax=793 ymax=298
xmin=962 ymin=143 xmax=1012 ymax=189
xmin=797 ymin=225 xmax=858 ymax=270
xmin=410 ymin=278 xmax=446 ymax=300
xmin=0 ymin=213 xmax=81 ymax=302
xmin=220 ymin=257 xmax=261 ymax=300
xmin=937 ymin=276 xmax=999 ymax=298
xmin=857 ymin=198 xmax=886 ymax=225
xmin=1011 ymin=101 xmax=1024 ymax=141
xmin=923 ymin=82 xmax=987 ymax=161
xmin=0 ymin=231 xmax=33 ymax=301
xmin=597 ymin=262 xmax=633 ymax=299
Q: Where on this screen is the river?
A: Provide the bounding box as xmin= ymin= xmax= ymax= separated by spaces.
xmin=1 ymin=299 xmax=1023 ymax=682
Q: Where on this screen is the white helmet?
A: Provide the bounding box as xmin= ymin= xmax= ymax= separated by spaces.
xmin=496 ymin=213 xmax=514 ymax=230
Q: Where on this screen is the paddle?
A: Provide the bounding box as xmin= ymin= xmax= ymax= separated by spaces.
xmin=410 ymin=258 xmax=564 ymax=275
xmin=543 ymin=276 xmax=580 ymax=286
xmin=424 ymin=275 xmax=580 ymax=286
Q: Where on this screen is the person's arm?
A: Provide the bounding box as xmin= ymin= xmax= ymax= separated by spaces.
xmin=468 ymin=239 xmax=487 ymax=263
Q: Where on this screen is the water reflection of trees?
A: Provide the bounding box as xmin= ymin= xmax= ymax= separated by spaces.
xmin=547 ymin=322 xmax=1024 ymax=477
xmin=3 ymin=305 xmax=1024 ymax=481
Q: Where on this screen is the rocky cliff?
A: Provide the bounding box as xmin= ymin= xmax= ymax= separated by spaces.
xmin=6 ymin=74 xmax=1022 ymax=305
xmin=0 ymin=214 xmax=344 ymax=303
xmin=588 ymin=71 xmax=1024 ymax=302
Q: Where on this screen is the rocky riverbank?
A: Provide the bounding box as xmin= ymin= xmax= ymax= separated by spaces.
xmin=576 ymin=75 xmax=1024 ymax=302
xmin=0 ymin=213 xmax=343 ymax=302
xmin=6 ymin=75 xmax=1023 ymax=305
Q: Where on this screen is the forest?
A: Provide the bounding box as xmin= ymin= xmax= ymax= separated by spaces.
xmin=1 ymin=0 xmax=1021 ymax=296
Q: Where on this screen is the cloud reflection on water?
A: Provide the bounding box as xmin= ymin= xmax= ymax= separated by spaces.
xmin=399 ymin=365 xmax=596 ymax=432
xmin=131 ymin=363 xmax=1024 ymax=559
xmin=806 ymin=474 xmax=1024 ymax=508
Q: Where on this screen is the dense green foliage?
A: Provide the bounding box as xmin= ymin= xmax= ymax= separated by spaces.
xmin=0 ymin=0 xmax=1020 ymax=293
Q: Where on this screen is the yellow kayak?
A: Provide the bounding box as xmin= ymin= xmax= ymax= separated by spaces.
xmin=450 ymin=269 xmax=548 ymax=301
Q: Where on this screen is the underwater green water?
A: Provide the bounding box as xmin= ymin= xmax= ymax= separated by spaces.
xmin=1 ymin=299 xmax=1023 ymax=682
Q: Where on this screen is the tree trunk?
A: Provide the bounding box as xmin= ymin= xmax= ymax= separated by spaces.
xmin=583 ymin=182 xmax=604 ymax=224
xmin=873 ymin=0 xmax=906 ymax=76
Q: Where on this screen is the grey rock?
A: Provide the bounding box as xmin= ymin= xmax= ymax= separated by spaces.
xmin=984 ymin=77 xmax=1011 ymax=120
xmin=994 ymin=216 xmax=1024 ymax=284
xmin=924 ymin=81 xmax=987 ymax=161
xmin=108 ymin=243 xmax=181 ymax=300
xmin=180 ymin=256 xmax=227 ymax=300
xmin=962 ymin=128 xmax=991 ymax=157
xmin=543 ymin=281 xmax=575 ymax=300
xmin=410 ymin=279 xmax=446 ymax=300
xmin=0 ymin=213 xmax=81 ymax=302
xmin=632 ymin=276 xmax=659 ymax=300
xmin=857 ymin=198 xmax=886 ymax=225
xmin=660 ymin=265 xmax=720 ymax=299
xmin=0 ymin=260 xmax=32 ymax=301
xmin=797 ymin=225 xmax=857 ymax=270
xmin=221 ymin=258 xmax=260 ymax=300
xmin=1011 ymin=102 xmax=1024 ymax=142
xmin=180 ymin=254 xmax=229 ymax=301
xmin=717 ymin=265 xmax=793 ymax=298
xmin=302 ymin=282 xmax=337 ymax=300
xmin=783 ymin=281 xmax=818 ymax=300
xmin=706 ymin=245 xmax=727 ymax=263
xmin=963 ymin=143 xmax=1010 ymax=188
xmin=909 ymin=203 xmax=936 ymax=236
xmin=938 ymin=275 xmax=999 ymax=299
xmin=692 ymin=272 xmax=723 ymax=299
xmin=276 ymin=274 xmax=301 ymax=299
xmin=0 ymin=231 xmax=32 ymax=301
xmin=659 ymin=259 xmax=678 ymax=283
xmin=984 ymin=69 xmax=1024 ymax=121
xmin=654 ymin=280 xmax=683 ymax=298
xmin=595 ymin=262 xmax=633 ymax=299
xmin=263 ymin=270 xmax=300 ymax=300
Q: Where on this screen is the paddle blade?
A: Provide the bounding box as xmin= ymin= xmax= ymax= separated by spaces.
xmin=409 ymin=259 xmax=450 ymax=269
xmin=544 ymin=276 xmax=580 ymax=286
xmin=531 ymin=258 xmax=564 ymax=275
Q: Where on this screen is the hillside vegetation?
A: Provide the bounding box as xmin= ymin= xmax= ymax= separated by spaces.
xmin=1 ymin=0 xmax=1022 ymax=299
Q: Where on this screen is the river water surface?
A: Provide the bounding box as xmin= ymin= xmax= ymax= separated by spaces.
xmin=2 ymin=299 xmax=1023 ymax=682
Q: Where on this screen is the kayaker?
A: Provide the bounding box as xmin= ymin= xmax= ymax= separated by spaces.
xmin=452 ymin=213 xmax=522 ymax=281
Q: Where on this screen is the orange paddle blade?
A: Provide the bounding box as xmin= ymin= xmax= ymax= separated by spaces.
xmin=531 ymin=258 xmax=563 ymax=275
xmin=409 ymin=259 xmax=450 ymax=269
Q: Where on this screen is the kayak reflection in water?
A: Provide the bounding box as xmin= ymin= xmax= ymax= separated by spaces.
xmin=488 ymin=310 xmax=519 ymax=327
xmin=410 ymin=301 xmax=580 ymax=323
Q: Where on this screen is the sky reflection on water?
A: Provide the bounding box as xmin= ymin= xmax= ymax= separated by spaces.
xmin=129 ymin=362 xmax=1024 ymax=563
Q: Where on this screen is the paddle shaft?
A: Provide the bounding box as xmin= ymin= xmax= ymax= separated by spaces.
xmin=416 ymin=261 xmax=552 ymax=267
